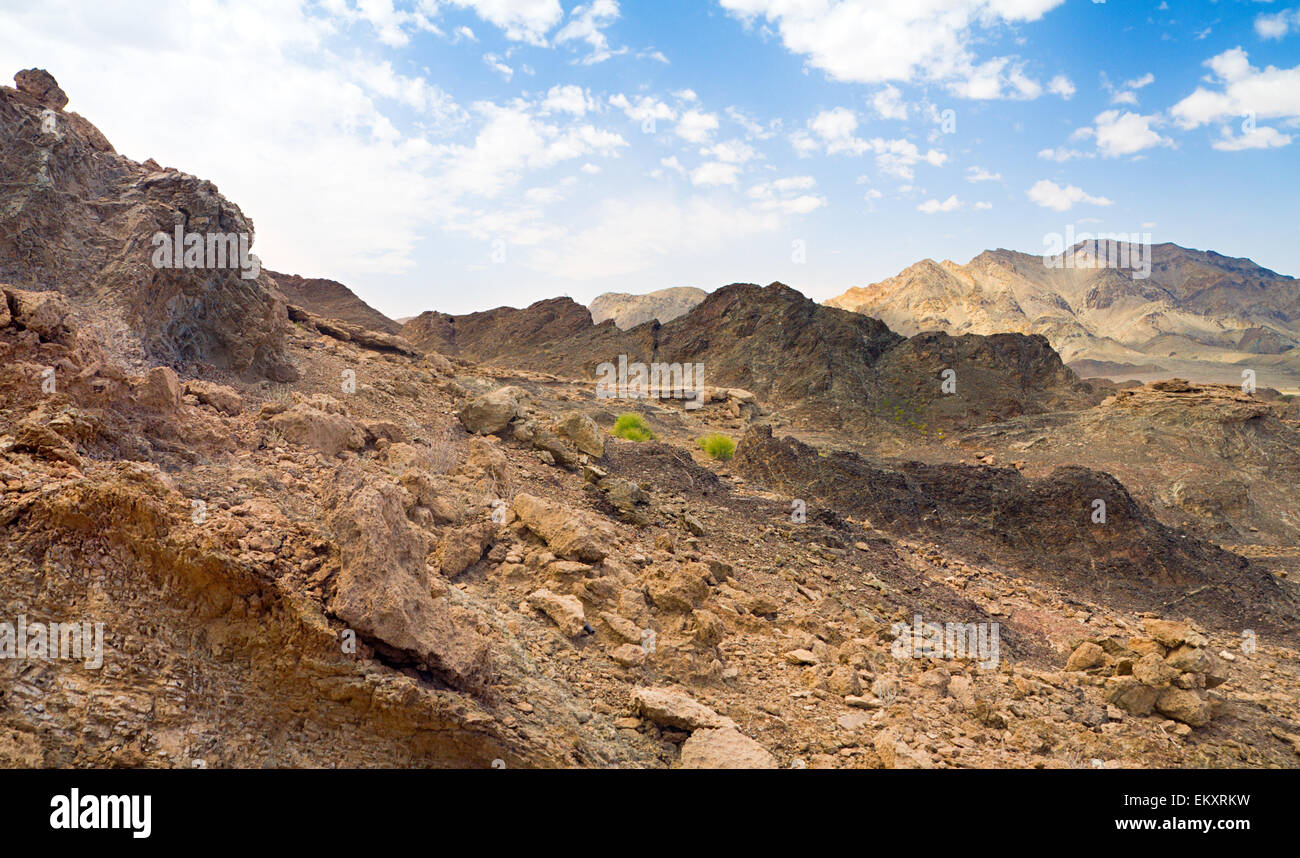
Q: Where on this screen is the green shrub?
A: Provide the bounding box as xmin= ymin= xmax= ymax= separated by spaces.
xmin=696 ymin=433 xmax=736 ymax=460
xmin=612 ymin=413 xmax=655 ymax=441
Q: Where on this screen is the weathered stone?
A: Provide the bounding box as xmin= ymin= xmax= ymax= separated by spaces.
xmin=1065 ymin=641 xmax=1107 ymax=671
xmin=631 ymin=686 xmax=735 ymax=730
xmin=557 ymin=411 xmax=605 ymax=457
xmin=527 ymin=589 xmax=590 ymax=637
xmin=679 ymin=727 xmax=777 ymax=769
xmin=457 ymin=386 xmax=526 ymax=435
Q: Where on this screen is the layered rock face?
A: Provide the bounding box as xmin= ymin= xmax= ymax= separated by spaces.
xmin=0 ymin=70 xmax=293 ymax=379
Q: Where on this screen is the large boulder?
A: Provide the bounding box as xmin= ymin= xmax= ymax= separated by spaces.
xmin=457 ymin=386 xmax=526 ymax=435
xmin=327 ymin=479 xmax=491 ymax=688
xmin=556 ymin=411 xmax=605 ymax=457
xmin=14 ymin=68 xmax=68 ymax=110
xmin=631 ymin=687 xmax=736 ymax=730
xmin=269 ymin=402 xmax=365 ymax=455
xmin=679 ymin=728 xmax=777 ymax=769
xmin=512 ymin=493 xmax=615 ymax=562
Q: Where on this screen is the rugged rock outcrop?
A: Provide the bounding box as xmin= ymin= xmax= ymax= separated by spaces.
xmin=0 ymin=69 xmax=293 ymax=379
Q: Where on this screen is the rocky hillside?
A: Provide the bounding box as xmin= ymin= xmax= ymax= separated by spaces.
xmin=267 ymin=270 xmax=399 ymax=335
xmin=404 ymin=282 xmax=1098 ymax=432
xmin=589 ymin=286 xmax=707 ymax=330
xmin=827 ymin=244 xmax=1300 ymax=391
xmin=3 ymin=69 xmax=1299 ymax=771
xmin=0 ymin=70 xmax=294 ymax=381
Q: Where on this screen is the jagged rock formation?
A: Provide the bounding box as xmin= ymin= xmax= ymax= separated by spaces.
xmin=827 ymin=244 xmax=1300 ymax=389
xmin=404 ymin=282 xmax=1097 ymax=431
xmin=0 ymin=70 xmax=293 ymax=379
xmin=589 ymin=286 xmax=707 ymax=330
xmin=267 ymin=270 xmax=399 ymax=335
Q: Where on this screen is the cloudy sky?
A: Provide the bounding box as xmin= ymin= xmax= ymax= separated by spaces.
xmin=2 ymin=0 xmax=1298 ymax=316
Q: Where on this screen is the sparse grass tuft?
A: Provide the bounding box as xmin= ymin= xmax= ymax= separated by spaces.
xmin=612 ymin=413 xmax=655 ymax=441
xmin=696 ymin=433 xmax=736 ymax=460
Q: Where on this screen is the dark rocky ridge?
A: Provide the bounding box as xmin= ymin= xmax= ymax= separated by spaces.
xmin=404 ymin=281 xmax=1097 ymax=430
xmin=735 ymin=426 xmax=1297 ymax=637
xmin=0 ymin=69 xmax=293 ymax=379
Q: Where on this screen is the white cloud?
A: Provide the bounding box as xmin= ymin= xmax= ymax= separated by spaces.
xmin=444 ymin=0 xmax=564 ymax=47
xmin=1037 ymin=146 xmax=1090 ymax=162
xmin=701 ymin=139 xmax=759 ymax=163
xmin=690 ymin=161 xmax=741 ymax=187
xmin=719 ymin=0 xmax=1065 ymax=99
xmin=483 ymin=52 xmax=514 ymax=79
xmin=973 ymin=201 xmax=993 ymax=210
xmin=748 ymin=176 xmax=826 ymax=214
xmin=609 ymin=93 xmax=675 ymax=126
xmin=676 ymin=108 xmax=720 ymax=143
xmin=1085 ymin=110 xmax=1171 ymax=157
xmin=917 ymin=194 xmax=961 ymax=213
xmin=799 ymin=109 xmax=946 ymax=178
xmin=1048 ymin=75 xmax=1075 ymax=99
xmin=554 ymin=0 xmax=622 ymax=64
xmin=1170 ymin=48 xmax=1300 ymax=148
xmin=1027 ymin=179 xmax=1113 ymax=211
xmin=872 ymin=85 xmax=908 ymax=120
xmin=541 ymin=84 xmax=595 ymax=115
xmin=965 ymin=166 xmax=1001 ymax=182
xmin=1256 ymin=8 xmax=1300 ymax=40
xmin=810 ymin=107 xmax=868 ymax=154
xmin=1212 ymin=125 xmax=1293 ymax=151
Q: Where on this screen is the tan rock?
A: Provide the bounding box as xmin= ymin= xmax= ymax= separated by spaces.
xmin=512 ymin=493 xmax=614 ymax=562
xmin=556 ymin=411 xmax=605 ymax=457
xmin=327 ymin=479 xmax=491 ymax=689
xmin=1155 ymin=687 xmax=1212 ymax=727
xmin=631 ymin=686 xmax=736 ymax=730
xmin=270 ymin=402 xmax=365 ymax=455
xmin=1065 ymin=641 xmax=1107 ymax=671
xmin=457 ymin=386 xmax=526 ymax=435
xmin=679 ymin=728 xmax=777 ymax=769
xmin=526 ymin=589 xmax=590 ymax=637
xmin=184 ymin=380 xmax=243 ymax=416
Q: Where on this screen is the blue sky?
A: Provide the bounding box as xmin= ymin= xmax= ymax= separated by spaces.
xmin=2 ymin=0 xmax=1298 ymax=316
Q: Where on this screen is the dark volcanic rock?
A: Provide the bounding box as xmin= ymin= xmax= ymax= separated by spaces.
xmin=267 ymin=270 xmax=399 ymax=335
xmin=402 ymin=281 xmax=1095 ymax=430
xmin=735 ymin=425 xmax=1296 ymax=634
xmin=0 ymin=69 xmax=293 ymax=379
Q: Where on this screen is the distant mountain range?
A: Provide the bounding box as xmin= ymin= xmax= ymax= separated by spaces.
xmin=827 ymin=243 xmax=1300 ymax=391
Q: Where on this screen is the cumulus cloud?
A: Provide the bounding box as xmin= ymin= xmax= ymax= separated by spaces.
xmin=1080 ymin=110 xmax=1172 ymax=157
xmin=719 ymin=0 xmax=1065 ymax=99
xmin=676 ymin=108 xmax=720 ymax=143
xmin=1026 ymin=179 xmax=1113 ymax=211
xmin=917 ymin=195 xmax=961 ymax=213
xmin=554 ymin=0 xmax=623 ymax=63
xmin=1170 ymin=48 xmax=1300 ymax=151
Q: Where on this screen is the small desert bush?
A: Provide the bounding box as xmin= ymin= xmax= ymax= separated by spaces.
xmin=696 ymin=433 xmax=736 ymax=460
xmin=612 ymin=413 xmax=655 ymax=441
